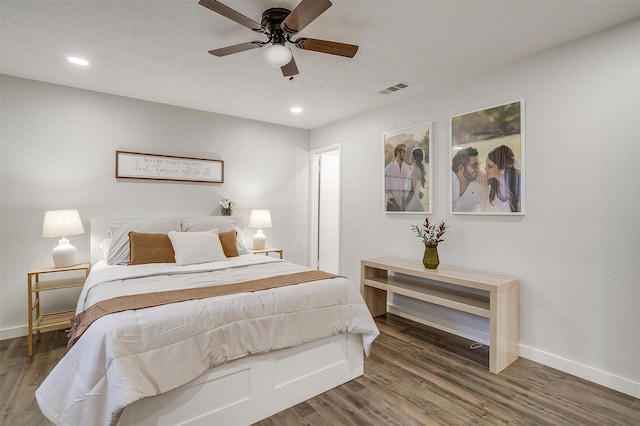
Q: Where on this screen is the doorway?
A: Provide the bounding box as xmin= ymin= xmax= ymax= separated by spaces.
xmin=310 ymin=145 xmax=341 ymax=274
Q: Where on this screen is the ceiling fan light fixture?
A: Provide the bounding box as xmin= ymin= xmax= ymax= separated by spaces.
xmin=264 ymin=44 xmax=292 ymax=67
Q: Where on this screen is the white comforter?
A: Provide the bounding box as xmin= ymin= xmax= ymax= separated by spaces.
xmin=36 ymin=256 xmax=379 ymax=426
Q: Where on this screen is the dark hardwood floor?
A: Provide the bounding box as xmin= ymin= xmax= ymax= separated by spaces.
xmin=2 ymin=314 xmax=638 ymax=425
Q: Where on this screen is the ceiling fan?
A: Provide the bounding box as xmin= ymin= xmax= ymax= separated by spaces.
xmin=199 ymin=0 xmax=358 ymax=78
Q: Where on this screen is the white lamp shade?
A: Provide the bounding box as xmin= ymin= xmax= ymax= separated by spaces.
xmin=43 ymin=209 xmax=84 ymax=268
xmin=249 ymin=210 xmax=272 ymax=229
xmin=264 ymin=44 xmax=292 ymax=67
xmin=42 ymin=209 xmax=85 ymax=238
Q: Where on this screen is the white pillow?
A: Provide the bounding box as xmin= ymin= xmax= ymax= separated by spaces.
xmin=181 ymin=217 xmax=236 ymax=233
xmin=107 ymin=219 xmax=181 ymax=265
xmin=233 ymin=225 xmax=251 ymax=255
xmin=99 ymin=238 xmax=112 ymax=262
xmin=168 ymin=230 xmax=227 ymax=265
xmin=180 ymin=216 xmax=250 ymax=255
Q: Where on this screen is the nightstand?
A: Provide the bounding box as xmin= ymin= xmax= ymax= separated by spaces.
xmin=27 ymin=262 xmax=90 ymax=356
xmin=250 ymin=247 xmax=283 ymax=259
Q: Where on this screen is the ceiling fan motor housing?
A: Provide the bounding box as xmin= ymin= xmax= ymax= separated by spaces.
xmin=262 ymin=8 xmax=291 ymax=44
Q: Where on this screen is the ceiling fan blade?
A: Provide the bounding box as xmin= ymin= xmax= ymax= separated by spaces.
xmin=281 ymin=57 xmax=299 ymax=77
xmin=281 ymin=0 xmax=332 ymax=34
xmin=295 ymin=38 xmax=358 ymax=58
xmin=199 ymin=0 xmax=264 ymax=32
xmin=208 ymin=42 xmax=262 ymax=57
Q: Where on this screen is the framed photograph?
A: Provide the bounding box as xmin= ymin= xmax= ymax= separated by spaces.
xmin=383 ymin=122 xmax=433 ymax=214
xmin=116 ymin=151 xmax=224 ymax=184
xmin=450 ymin=100 xmax=524 ymax=215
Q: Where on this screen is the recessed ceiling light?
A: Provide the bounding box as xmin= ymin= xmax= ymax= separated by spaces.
xmin=67 ymin=56 xmax=90 ymax=66
xmin=290 ymin=106 xmax=303 ymax=114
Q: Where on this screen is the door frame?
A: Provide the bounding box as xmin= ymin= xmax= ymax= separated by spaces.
xmin=309 ymin=144 xmax=341 ymax=271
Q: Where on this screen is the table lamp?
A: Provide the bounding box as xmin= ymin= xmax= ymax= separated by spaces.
xmin=248 ymin=209 xmax=272 ymax=250
xmin=42 ymin=209 xmax=85 ymax=268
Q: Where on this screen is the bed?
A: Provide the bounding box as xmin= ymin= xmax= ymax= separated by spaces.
xmin=36 ymin=216 xmax=379 ymax=426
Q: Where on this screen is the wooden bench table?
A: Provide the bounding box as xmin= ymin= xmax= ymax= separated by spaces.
xmin=361 ymin=257 xmax=519 ymax=373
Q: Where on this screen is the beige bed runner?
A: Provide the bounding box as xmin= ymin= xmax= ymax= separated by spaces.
xmin=68 ymin=270 xmax=339 ymax=348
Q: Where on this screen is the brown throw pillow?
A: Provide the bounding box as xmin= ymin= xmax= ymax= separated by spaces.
xmin=129 ymin=232 xmax=176 ymax=265
xmin=218 ymin=230 xmax=239 ymax=258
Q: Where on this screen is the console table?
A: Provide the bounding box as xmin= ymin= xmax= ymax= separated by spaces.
xmin=361 ymin=257 xmax=519 ymax=373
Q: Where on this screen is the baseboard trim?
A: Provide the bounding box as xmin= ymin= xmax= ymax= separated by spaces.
xmin=518 ymin=344 xmax=639 ymax=398
xmin=0 ymin=324 xmax=27 ymax=341
xmin=388 ymin=305 xmax=639 ymax=399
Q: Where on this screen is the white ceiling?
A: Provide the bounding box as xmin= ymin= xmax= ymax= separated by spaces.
xmin=2 ymin=0 xmax=640 ymax=129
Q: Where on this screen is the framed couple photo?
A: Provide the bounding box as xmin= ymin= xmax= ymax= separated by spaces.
xmin=383 ymin=121 xmax=433 ymax=214
xmin=450 ymin=100 xmax=525 ymax=215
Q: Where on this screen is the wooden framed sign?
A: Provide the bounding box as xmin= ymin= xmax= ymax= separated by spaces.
xmin=116 ymin=151 xmax=224 ymax=184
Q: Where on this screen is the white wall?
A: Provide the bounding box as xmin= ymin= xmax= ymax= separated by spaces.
xmin=0 ymin=75 xmax=310 ymax=336
xmin=311 ymin=20 xmax=640 ymax=396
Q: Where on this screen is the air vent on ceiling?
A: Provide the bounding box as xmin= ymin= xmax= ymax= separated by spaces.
xmin=379 ymin=81 xmax=412 ymax=95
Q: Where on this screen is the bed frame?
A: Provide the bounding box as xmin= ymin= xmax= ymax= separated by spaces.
xmin=120 ymin=334 xmax=363 ymax=425
xmin=90 ymin=217 xmax=365 ymax=425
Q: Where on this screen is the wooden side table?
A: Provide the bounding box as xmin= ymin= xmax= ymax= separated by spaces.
xmin=27 ymin=262 xmax=91 ymax=356
xmin=250 ymin=247 xmax=283 ymax=259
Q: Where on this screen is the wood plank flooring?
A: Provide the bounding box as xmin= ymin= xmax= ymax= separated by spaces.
xmin=1 ymin=314 xmax=638 ymax=425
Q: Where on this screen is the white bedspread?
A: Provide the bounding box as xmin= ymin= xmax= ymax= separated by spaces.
xmin=36 ymin=256 xmax=379 ymax=426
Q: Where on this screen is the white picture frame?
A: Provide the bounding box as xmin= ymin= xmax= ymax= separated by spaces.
xmin=450 ymin=100 xmax=525 ymax=215
xmin=383 ymin=122 xmax=433 ymax=214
